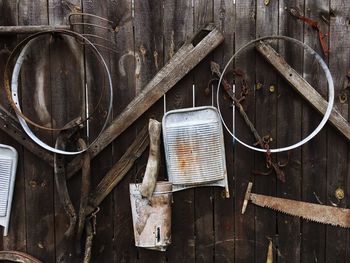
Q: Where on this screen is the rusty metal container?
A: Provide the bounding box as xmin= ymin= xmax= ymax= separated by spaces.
xmin=129 ymin=181 xmax=172 ymax=251
xmin=162 ymin=106 xmax=229 ymax=196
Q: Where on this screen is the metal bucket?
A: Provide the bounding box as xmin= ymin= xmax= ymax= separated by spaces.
xmin=162 ymin=106 xmax=229 ymax=196
xmin=129 ymin=181 xmax=172 ymax=251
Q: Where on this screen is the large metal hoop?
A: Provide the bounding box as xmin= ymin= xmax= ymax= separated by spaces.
xmin=10 ymin=30 xmax=113 ymax=155
xmin=216 ymin=35 xmax=334 ymax=153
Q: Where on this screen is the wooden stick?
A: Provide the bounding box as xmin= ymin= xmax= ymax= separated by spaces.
xmin=86 ymin=124 xmax=149 ymax=214
xmin=256 ymin=41 xmax=350 ymax=142
xmin=66 ymin=25 xmax=224 ymax=179
xmin=140 ymin=119 xmax=161 ymax=199
xmin=0 ymin=25 xmax=70 ymax=34
xmin=0 ymin=105 xmax=53 ymax=165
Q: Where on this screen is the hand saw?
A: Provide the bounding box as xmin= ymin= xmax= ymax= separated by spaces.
xmin=242 ymin=182 xmax=350 ymax=228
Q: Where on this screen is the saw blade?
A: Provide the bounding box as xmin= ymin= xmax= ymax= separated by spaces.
xmin=250 ymin=193 xmax=350 ymax=228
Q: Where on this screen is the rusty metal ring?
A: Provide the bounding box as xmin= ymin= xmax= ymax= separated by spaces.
xmin=7 ymin=30 xmax=113 ymax=155
xmin=5 ymin=30 xmax=109 ymax=131
xmin=217 ymin=35 xmax=334 ymax=153
xmin=0 ymin=250 xmax=42 ymax=263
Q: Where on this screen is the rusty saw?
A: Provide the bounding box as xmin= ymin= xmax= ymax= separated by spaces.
xmin=241 ymin=182 xmax=350 ymax=228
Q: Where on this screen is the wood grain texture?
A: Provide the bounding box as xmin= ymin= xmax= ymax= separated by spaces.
xmin=81 ymin=1 xmax=115 ymax=261
xmin=17 ymin=1 xmax=55 ymax=262
xmin=66 ymin=24 xmax=224 ymax=179
xmin=1 ymin=0 xmax=350 ymax=261
xmin=0 ymin=0 xmax=26 ymax=253
xmin=301 ymin=1 xmax=329 ymax=262
xmin=111 ymin=0 xmax=138 ymax=262
xmin=163 ymin=1 xmax=195 ymax=262
xmin=234 ymin=0 xmax=256 ymax=262
xmin=276 ymin=0 xmax=303 ymax=261
xmin=133 ymin=2 xmax=166 ymax=261
xmin=256 ymin=41 xmax=350 ymax=142
xmin=193 ymin=1 xmax=214 ymax=262
xmin=48 ymin=1 xmax=83 ymax=262
xmin=326 ymin=0 xmax=350 ymax=260
xmin=212 ymin=1 xmax=235 ymax=262
xmin=254 ymin=0 xmax=278 ymax=261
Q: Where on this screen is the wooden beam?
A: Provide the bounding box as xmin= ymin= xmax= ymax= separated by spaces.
xmin=256 ymin=41 xmax=350 ymax=142
xmin=66 ymin=25 xmax=224 ymax=179
xmin=0 ymin=105 xmax=53 ymax=165
xmin=86 ymin=124 xmax=149 ymax=214
xmin=0 ymin=25 xmax=70 ymax=34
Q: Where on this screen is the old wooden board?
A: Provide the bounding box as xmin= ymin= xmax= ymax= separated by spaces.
xmin=133 ymin=0 xmax=165 ymax=261
xmin=0 ymin=106 xmax=53 ymax=165
xmin=193 ymin=1 xmax=215 ymax=262
xmin=111 ymin=0 xmax=138 ymax=262
xmin=48 ymin=0 xmax=83 ymax=261
xmin=65 ymin=23 xmax=224 ymax=178
xmin=163 ymin=0 xmax=195 ymax=262
xmin=18 ymin=0 xmax=55 ymax=262
xmin=326 ymin=0 xmax=350 ymax=260
xmin=301 ymin=1 xmax=328 ymax=262
xmin=212 ymin=0 xmax=235 ymax=262
xmin=0 ymin=0 xmax=27 ymax=253
xmin=0 ymin=0 xmax=350 ymax=261
xmin=234 ymin=0 xmax=256 ymax=261
xmin=82 ymin=1 xmax=116 ymax=261
xmin=256 ymin=41 xmax=350 ymax=142
xmin=254 ymin=0 xmax=278 ymax=261
xmin=276 ymin=0 xmax=303 ymax=261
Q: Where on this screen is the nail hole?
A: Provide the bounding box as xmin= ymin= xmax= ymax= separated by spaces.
xmin=156 ymin=227 xmax=160 ymax=243
xmin=289 ymin=73 xmax=293 ymax=77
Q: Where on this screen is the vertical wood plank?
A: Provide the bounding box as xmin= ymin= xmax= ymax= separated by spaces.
xmin=48 ymin=1 xmax=83 ymax=262
xmin=193 ymin=1 xmax=215 ymax=262
xmin=111 ymin=0 xmax=138 ymax=262
xmin=18 ymin=1 xmax=55 ymax=262
xmin=326 ymin=0 xmax=350 ymax=260
xmin=234 ymin=0 xmax=256 ymax=261
xmin=276 ymin=0 xmax=304 ymax=262
xmin=212 ymin=1 xmax=235 ymax=262
xmin=0 ymin=0 xmax=27 ymax=253
xmin=133 ymin=0 xmax=165 ymax=261
xmin=254 ymin=0 xmax=278 ymax=260
xmin=301 ymin=1 xmax=329 ymax=262
xmin=81 ymin=1 xmax=116 ymax=262
xmin=163 ymin=0 xmax=195 ymax=262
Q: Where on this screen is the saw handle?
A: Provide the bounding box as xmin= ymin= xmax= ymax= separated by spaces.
xmin=241 ymin=182 xmax=253 ymax=214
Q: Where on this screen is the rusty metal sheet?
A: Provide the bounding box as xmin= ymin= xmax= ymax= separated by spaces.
xmin=162 ymin=106 xmax=229 ymax=195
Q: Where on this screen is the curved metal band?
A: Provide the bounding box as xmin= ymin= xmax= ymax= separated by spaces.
xmin=5 ymin=30 xmax=107 ymax=131
xmin=216 ymin=35 xmax=334 ymax=153
xmin=9 ymin=30 xmax=113 ymax=155
xmin=0 ymin=250 xmax=42 ymax=263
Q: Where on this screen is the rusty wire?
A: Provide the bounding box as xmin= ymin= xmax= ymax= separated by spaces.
xmin=210 ymin=61 xmax=287 ymax=182
xmin=68 ymin=12 xmax=117 ymax=54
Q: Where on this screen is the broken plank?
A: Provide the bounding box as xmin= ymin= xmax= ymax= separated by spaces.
xmin=256 ymin=41 xmax=350 ymax=142
xmin=66 ymin=26 xmax=224 ymax=179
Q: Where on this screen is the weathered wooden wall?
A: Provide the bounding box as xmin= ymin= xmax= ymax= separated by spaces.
xmin=0 ymin=0 xmax=349 ymax=262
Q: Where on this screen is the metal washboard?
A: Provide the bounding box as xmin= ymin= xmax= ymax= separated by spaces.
xmin=0 ymin=144 xmax=18 ymax=236
xmin=162 ymin=106 xmax=229 ymax=197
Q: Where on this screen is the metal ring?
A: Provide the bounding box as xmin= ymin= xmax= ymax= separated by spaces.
xmin=216 ymin=35 xmax=334 ymax=153
xmin=5 ymin=30 xmax=106 ymax=131
xmin=10 ymin=30 xmax=113 ymax=155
